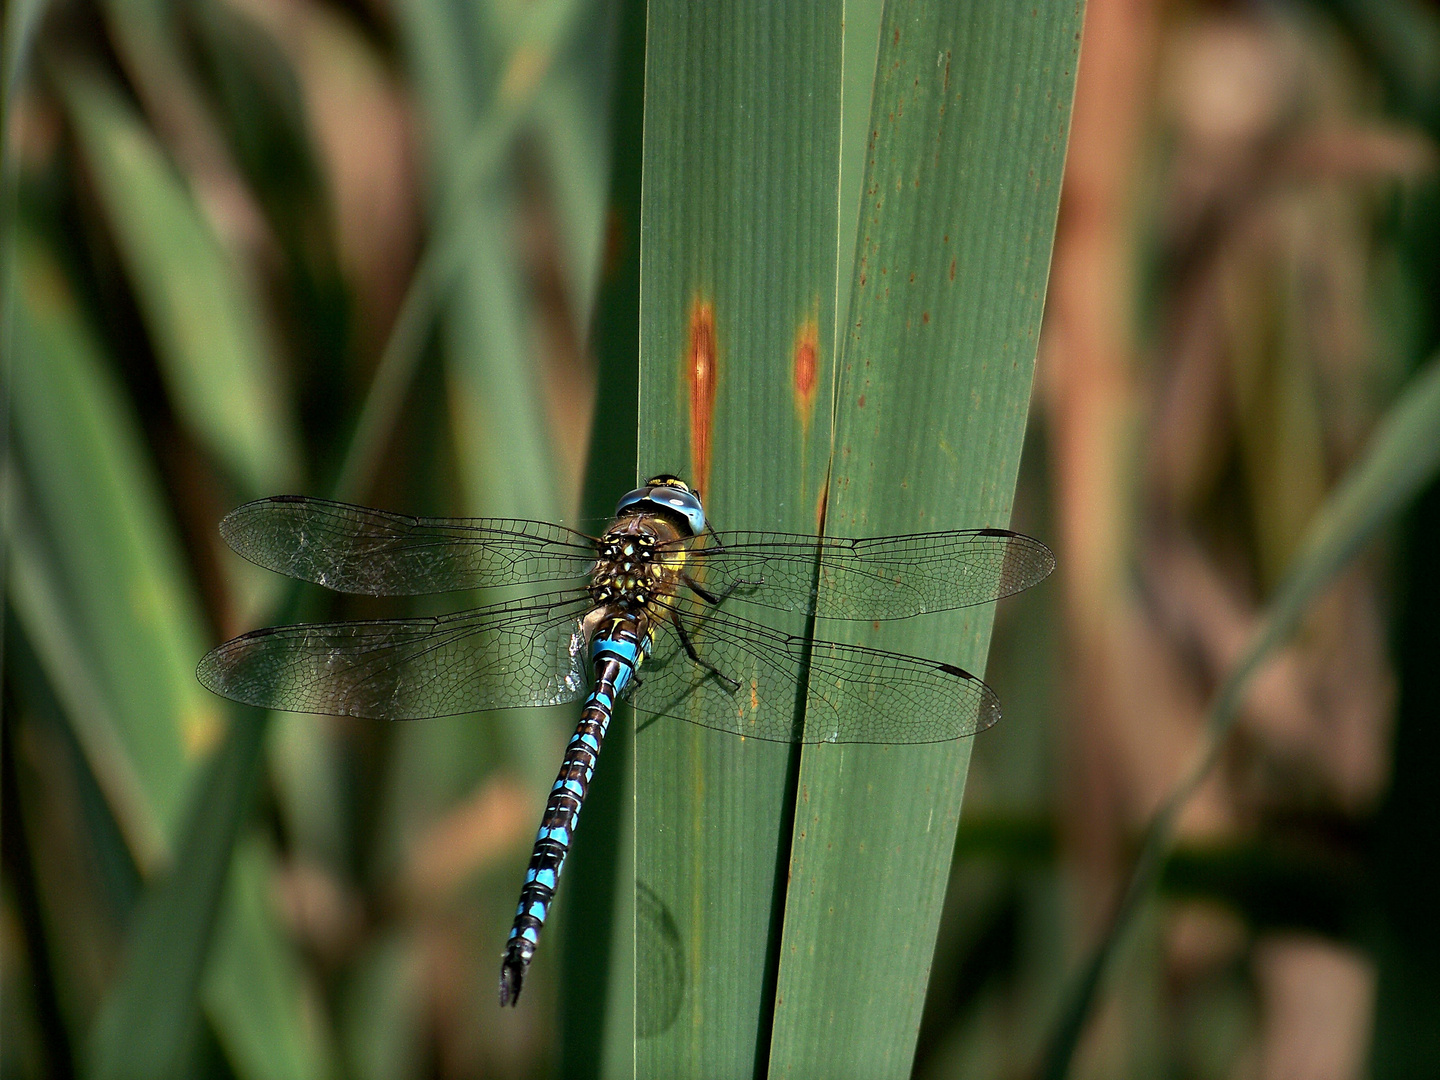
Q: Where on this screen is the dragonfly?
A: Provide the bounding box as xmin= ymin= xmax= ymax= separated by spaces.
xmin=197 ymin=475 xmax=1054 ymax=1006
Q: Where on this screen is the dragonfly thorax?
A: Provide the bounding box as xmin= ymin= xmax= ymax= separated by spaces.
xmin=588 ymin=517 xmax=688 ymax=615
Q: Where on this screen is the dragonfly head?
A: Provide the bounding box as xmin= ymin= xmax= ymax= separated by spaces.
xmin=615 ymin=476 xmax=706 ymax=537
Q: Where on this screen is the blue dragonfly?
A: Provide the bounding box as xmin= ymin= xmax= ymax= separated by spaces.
xmin=198 ymin=476 xmax=1053 ymax=1005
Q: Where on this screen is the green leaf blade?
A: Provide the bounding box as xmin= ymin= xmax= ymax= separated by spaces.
xmin=635 ymin=4 xmax=842 ymax=1074
xmin=11 ymin=225 xmax=332 ymax=1080
xmin=11 ymin=229 xmax=214 ymax=840
xmin=768 ymin=2 xmax=1082 ymax=1074
xmin=55 ymin=65 xmax=301 ymax=497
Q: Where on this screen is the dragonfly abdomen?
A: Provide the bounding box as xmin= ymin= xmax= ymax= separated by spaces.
xmin=498 ymin=619 xmax=650 ymax=1006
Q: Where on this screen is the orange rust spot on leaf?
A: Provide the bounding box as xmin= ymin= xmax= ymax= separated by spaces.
xmin=922 ymin=311 xmax=930 ymax=324
xmin=949 ymin=258 xmax=957 ymax=281
xmin=793 ymin=316 xmax=821 ymax=434
xmin=687 ymin=299 xmax=717 ymax=493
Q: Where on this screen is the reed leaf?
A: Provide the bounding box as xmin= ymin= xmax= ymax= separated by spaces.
xmin=634 ymin=2 xmax=1081 ymax=1075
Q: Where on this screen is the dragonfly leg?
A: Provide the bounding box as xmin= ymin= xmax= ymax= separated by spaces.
xmin=681 ymin=572 xmax=722 ymax=605
xmin=672 ymin=609 xmax=741 ymax=693
xmin=682 ymin=570 xmax=758 ymax=607
xmin=703 ymin=521 xmax=728 ymax=552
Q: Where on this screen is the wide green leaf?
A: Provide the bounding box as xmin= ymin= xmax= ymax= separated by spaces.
xmin=636 ymin=4 xmax=842 ymax=1074
xmin=769 ymin=4 xmax=1081 ymax=1074
xmin=635 ymin=2 xmax=1080 ymax=1075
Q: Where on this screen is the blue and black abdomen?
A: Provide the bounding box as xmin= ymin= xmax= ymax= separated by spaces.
xmin=498 ymin=620 xmax=650 ymax=1006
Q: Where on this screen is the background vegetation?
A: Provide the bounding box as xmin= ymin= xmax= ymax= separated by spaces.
xmin=4 ymin=1 xmax=1439 ymax=1079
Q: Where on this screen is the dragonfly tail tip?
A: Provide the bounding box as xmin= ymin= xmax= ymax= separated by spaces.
xmin=499 ymin=956 xmax=526 ymax=1007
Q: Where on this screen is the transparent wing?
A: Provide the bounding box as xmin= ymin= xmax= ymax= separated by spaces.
xmin=687 ymin=528 xmax=1055 ymax=620
xmin=197 ymin=592 xmax=593 ymax=719
xmin=634 ymin=601 xmax=1000 ymax=745
xmin=220 ymin=496 xmax=598 ymax=596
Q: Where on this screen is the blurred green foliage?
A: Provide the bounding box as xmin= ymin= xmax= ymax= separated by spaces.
xmin=7 ymin=0 xmax=615 ymax=1074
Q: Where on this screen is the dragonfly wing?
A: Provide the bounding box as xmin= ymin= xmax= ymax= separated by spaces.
xmin=197 ymin=592 xmax=593 ymax=719
xmin=632 ymin=603 xmax=999 ymax=745
xmin=220 ymin=496 xmax=597 ymax=596
xmin=691 ymin=529 xmax=1054 ymax=620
